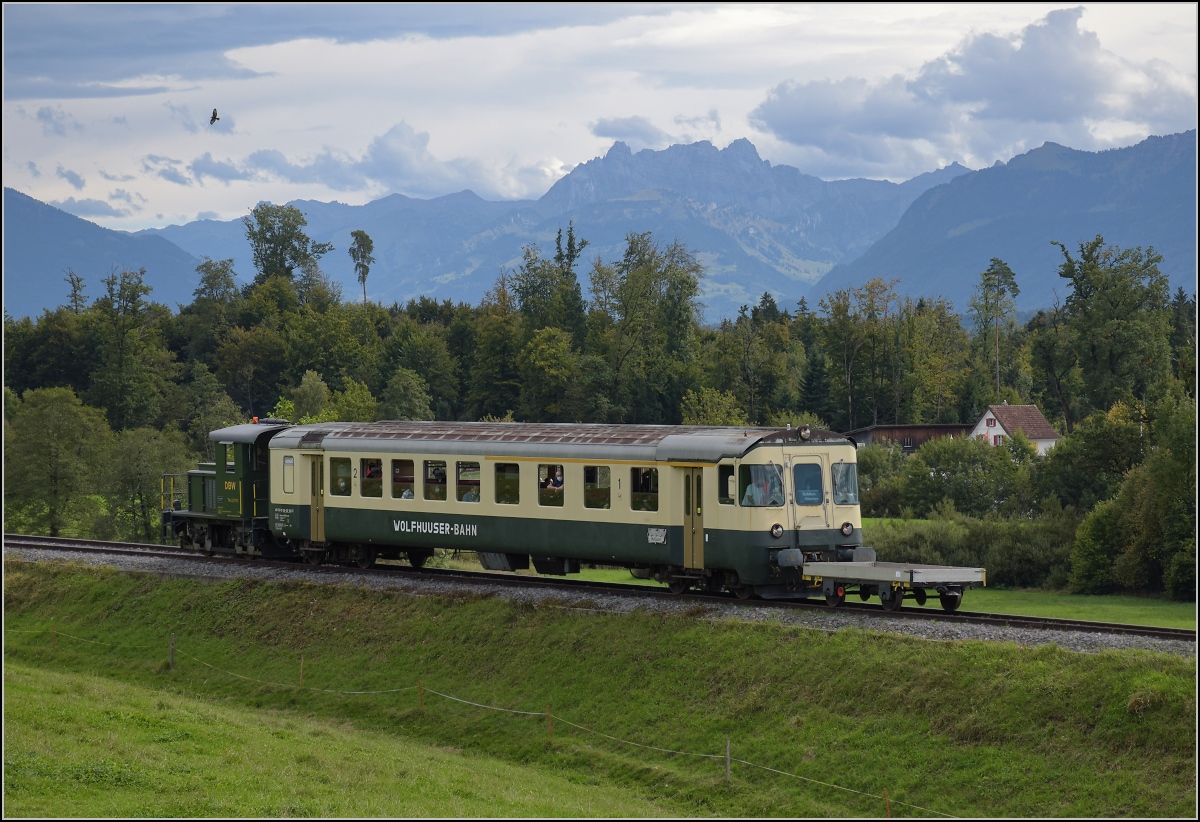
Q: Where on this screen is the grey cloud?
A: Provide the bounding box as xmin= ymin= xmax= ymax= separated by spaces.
xmin=108 ymin=189 xmax=146 ymax=206
xmin=190 ymin=152 xmax=255 ymax=184
xmin=195 ymin=211 xmax=220 ymax=221
xmin=165 ymin=102 xmax=199 ymax=135
xmin=55 ymin=165 xmax=85 ymax=190
xmin=36 ymin=106 xmax=82 ymax=137
xmin=141 ymin=155 xmax=192 ymax=186
xmin=52 ymin=197 xmax=129 ymax=218
xmin=674 ymin=109 xmax=721 ymax=132
xmin=591 ymin=116 xmax=674 ymax=150
xmin=25 ymin=161 xmax=41 ymax=178
xmin=751 ymin=8 xmax=1198 ymax=178
xmin=99 ymin=170 xmax=136 ymax=182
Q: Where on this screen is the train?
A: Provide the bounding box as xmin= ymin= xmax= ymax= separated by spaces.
xmin=161 ymin=419 xmax=984 ymax=611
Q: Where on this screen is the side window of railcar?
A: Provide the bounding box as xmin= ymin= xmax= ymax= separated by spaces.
xmin=457 ymin=461 xmax=480 ymax=502
xmin=538 ymin=464 xmax=565 ymax=507
xmin=584 ymin=466 xmax=610 ymax=509
xmin=283 ymin=456 xmax=295 ymax=494
xmin=392 ymin=459 xmax=415 ymax=499
xmin=361 ymin=458 xmax=383 ymax=498
xmin=330 ymin=458 xmax=351 ymax=496
xmin=718 ymin=465 xmax=735 ymax=504
xmin=738 ymin=464 xmax=784 ymax=507
xmin=222 ymin=442 xmax=235 ymax=473
xmin=792 ymin=464 xmax=823 ymax=505
xmin=424 ymin=461 xmax=447 ymax=500
xmin=495 ymin=463 xmax=520 ymax=505
xmin=831 ymin=461 xmax=860 ymax=505
xmin=630 ymin=467 xmax=659 ymax=512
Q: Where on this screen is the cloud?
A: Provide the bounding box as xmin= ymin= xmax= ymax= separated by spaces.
xmin=108 ymin=189 xmax=147 ymax=207
xmin=36 ymin=106 xmax=83 ymax=137
xmin=590 ymin=116 xmax=675 ymax=150
xmin=190 ymin=152 xmax=255 ymax=184
xmin=141 ymin=155 xmax=192 ymax=186
xmin=750 ymin=8 xmax=1198 ymax=178
xmin=52 ymin=197 xmax=130 ymax=218
xmin=55 ymin=165 xmax=86 ymax=190
xmin=25 ymin=161 xmax=42 ymax=178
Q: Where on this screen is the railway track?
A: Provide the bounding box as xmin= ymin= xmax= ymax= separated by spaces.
xmin=5 ymin=533 xmax=1195 ymax=643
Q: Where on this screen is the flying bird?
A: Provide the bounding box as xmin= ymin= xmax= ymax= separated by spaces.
xmin=210 ymin=109 xmax=220 ymax=125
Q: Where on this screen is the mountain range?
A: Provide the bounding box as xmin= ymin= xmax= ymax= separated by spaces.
xmin=3 ymin=131 xmax=1194 ymax=322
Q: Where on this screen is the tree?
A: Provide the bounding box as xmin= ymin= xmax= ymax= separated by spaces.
xmin=379 ymin=367 xmax=434 ymax=420
xmin=467 ymin=273 xmax=524 ymax=421
xmin=186 ymin=363 xmax=245 ymax=461
xmin=292 ymin=370 xmax=332 ymax=420
xmin=106 ymin=427 xmax=191 ymax=543
xmin=512 ymin=223 xmax=588 ymax=345
xmin=177 ymin=257 xmax=241 ymax=364
xmin=332 ymin=378 xmax=378 ymax=422
xmin=680 ymin=388 xmax=747 ymax=425
xmin=65 ymin=269 xmax=87 ymax=313
xmin=5 ymin=388 xmax=112 ymax=537
xmin=243 ymin=203 xmax=333 ymax=286
xmin=348 ymin=230 xmax=375 ymax=304
xmin=518 ymin=327 xmax=579 ymax=421
xmin=969 ymin=258 xmax=1020 ymax=400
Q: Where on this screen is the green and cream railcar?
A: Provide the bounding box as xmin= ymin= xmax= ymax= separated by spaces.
xmin=265 ymin=421 xmax=867 ymax=597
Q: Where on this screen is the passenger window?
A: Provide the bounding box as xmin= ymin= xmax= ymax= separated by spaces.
xmin=495 ymin=463 xmax=520 ymax=505
xmin=392 ymin=459 xmax=415 ymax=499
xmin=831 ymin=462 xmax=860 ymax=505
xmin=538 ymin=464 xmax=564 ymax=507
xmin=283 ymin=456 xmax=295 ymax=494
xmin=457 ymin=461 xmax=480 ymax=502
xmin=630 ymin=467 xmax=659 ymax=512
xmin=718 ymin=465 xmax=734 ymax=505
xmin=361 ymin=458 xmax=382 ymax=498
xmin=424 ymin=460 xmax=447 ymax=501
xmin=584 ymin=466 xmax=610 ymax=509
xmin=330 ymin=457 xmax=351 ymax=497
xmin=793 ymin=463 xmax=823 ymax=505
xmin=739 ymin=464 xmax=784 ymax=507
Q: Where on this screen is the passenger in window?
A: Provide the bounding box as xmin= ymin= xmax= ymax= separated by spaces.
xmin=337 ymin=476 xmax=349 ymax=495
xmin=462 ymin=488 xmax=479 ymax=502
xmin=742 ymin=475 xmax=767 ymax=506
xmin=401 ymin=488 xmax=414 ymax=499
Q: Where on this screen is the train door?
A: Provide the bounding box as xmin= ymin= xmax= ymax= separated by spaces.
xmin=790 ymin=455 xmax=829 ymax=530
xmin=682 ymin=467 xmax=704 ymax=569
xmin=308 ymin=456 xmax=325 ymax=542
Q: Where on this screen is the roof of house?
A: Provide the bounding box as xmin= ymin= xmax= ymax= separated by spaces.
xmin=987 ymin=404 xmax=1061 ymax=440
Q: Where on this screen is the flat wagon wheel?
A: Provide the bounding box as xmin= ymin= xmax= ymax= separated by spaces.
xmin=939 ymin=591 xmax=963 ymax=613
xmin=408 ymin=550 xmax=429 ymax=569
xmin=825 ymin=589 xmax=845 ymax=608
xmin=880 ymin=588 xmax=904 ymax=611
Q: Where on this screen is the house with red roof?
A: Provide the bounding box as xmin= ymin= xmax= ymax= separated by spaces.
xmin=969 ymin=402 xmax=1062 ymax=455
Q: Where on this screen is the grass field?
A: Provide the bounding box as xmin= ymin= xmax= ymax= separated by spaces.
xmin=4 ymin=558 xmax=1195 ymax=817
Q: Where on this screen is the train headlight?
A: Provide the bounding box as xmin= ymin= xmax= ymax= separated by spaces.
xmin=770 ymin=523 xmax=784 ymax=539
xmin=841 ymin=521 xmax=855 ymax=537
xmin=798 ymin=424 xmax=811 ymax=441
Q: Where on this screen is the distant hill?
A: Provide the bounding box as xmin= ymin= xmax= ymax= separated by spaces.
xmin=810 ymin=131 xmax=1198 ymax=311
xmin=126 ymin=140 xmax=968 ymax=321
xmin=2 ymin=188 xmax=202 ymax=318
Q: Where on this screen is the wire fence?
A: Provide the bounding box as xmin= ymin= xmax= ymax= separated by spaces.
xmin=7 ymin=625 xmax=956 ymax=818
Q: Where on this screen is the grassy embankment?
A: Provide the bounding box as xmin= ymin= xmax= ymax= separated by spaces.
xmin=4 ymin=558 xmax=1195 ymax=817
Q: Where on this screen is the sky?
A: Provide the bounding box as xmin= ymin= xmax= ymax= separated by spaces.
xmin=3 ymin=3 xmax=1196 ymax=232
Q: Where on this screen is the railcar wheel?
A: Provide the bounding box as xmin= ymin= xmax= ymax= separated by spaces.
xmin=356 ymin=549 xmax=376 ymax=569
xmin=408 ymin=551 xmax=429 ymax=569
xmin=734 ymin=586 xmax=753 ymax=600
xmin=913 ymin=588 xmax=928 ymax=606
xmin=858 ymin=586 xmax=873 ymax=601
xmin=305 ymin=551 xmax=324 ymax=567
xmin=825 ymin=591 xmax=845 ymax=608
xmin=939 ymin=592 xmax=963 ymax=613
xmin=880 ymin=589 xmax=904 ymax=611
xmin=668 ymin=579 xmax=689 ymax=595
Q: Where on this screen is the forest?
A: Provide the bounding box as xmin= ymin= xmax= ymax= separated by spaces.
xmin=4 ymin=203 xmax=1195 ymax=599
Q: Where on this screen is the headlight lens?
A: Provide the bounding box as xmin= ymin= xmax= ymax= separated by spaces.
xmin=841 ymin=521 xmax=854 ymax=537
xmin=770 ymin=523 xmax=784 ymax=539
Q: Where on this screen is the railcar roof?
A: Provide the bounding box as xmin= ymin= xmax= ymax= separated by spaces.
xmin=265 ymin=421 xmax=849 ymax=462
xmin=208 ymin=422 xmax=292 ymax=444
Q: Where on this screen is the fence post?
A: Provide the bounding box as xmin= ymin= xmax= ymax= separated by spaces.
xmin=169 ymin=633 xmax=174 ymax=671
xmin=547 ymin=706 xmax=553 ymax=741
xmin=726 ymin=738 xmax=731 ymax=784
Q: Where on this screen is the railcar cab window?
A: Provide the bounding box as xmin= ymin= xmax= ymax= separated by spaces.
xmin=831 ymin=461 xmax=859 ymax=505
xmin=495 ymin=463 xmax=520 ymax=505
xmin=739 ymin=464 xmax=784 ymax=507
xmin=392 ymin=459 xmax=415 ymax=499
xmin=539 ymin=464 xmax=565 ymax=507
xmin=425 ymin=461 xmax=447 ymax=501
xmin=283 ymin=456 xmax=295 ymax=494
xmin=330 ymin=458 xmax=351 ymax=496
xmin=792 ymin=464 xmax=823 ymax=505
xmin=718 ymin=465 xmax=735 ymax=505
xmin=222 ymin=442 xmax=235 ymax=473
xmin=457 ymin=461 xmax=480 ymax=502
xmin=584 ymin=466 xmax=610 ymax=509
xmin=361 ymin=458 xmax=383 ymax=498
xmin=630 ymin=468 xmax=658 ymax=512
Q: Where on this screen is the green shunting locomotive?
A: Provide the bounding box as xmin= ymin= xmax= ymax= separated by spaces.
xmin=163 ymin=419 xmax=984 ymax=611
